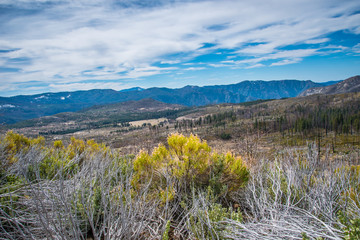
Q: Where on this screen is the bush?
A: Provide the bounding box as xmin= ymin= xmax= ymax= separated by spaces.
xmin=0 ymin=133 xmax=157 ymax=239
xmin=1 ymin=130 xmax=44 ymax=164
xmin=132 ymin=133 xmax=249 ymax=202
xmin=219 ymin=132 xmax=231 ymax=140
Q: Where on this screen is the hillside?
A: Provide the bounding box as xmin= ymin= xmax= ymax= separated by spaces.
xmin=3 ymin=98 xmax=188 ymax=137
xmin=1 ymin=91 xmax=360 ymax=239
xmin=0 ymin=79 xmax=328 ymax=124
xmin=78 ymin=98 xmax=184 ymax=116
xmin=299 ymin=75 xmax=360 ymax=96
xmin=4 ymin=91 xmax=359 ymax=154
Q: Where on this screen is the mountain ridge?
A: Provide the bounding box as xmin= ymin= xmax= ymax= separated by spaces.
xmin=299 ymin=76 xmax=360 ymax=97
xmin=0 ymin=78 xmax=346 ymax=124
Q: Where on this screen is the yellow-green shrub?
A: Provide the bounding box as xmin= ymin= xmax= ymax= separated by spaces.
xmin=1 ymin=131 xmax=44 ymax=164
xmin=38 ymin=151 xmax=79 ymax=180
xmin=53 ymin=140 xmax=64 ymax=149
xmin=132 ymin=133 xmax=249 ymax=202
xmin=211 ymin=152 xmax=249 ymax=194
xmin=0 ymin=132 xmax=112 ymax=181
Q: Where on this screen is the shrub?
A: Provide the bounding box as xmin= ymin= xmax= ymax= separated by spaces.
xmin=1 ymin=131 xmax=44 ymax=164
xmin=132 ymin=133 xmax=249 ymax=202
xmin=219 ymin=132 xmax=231 ymax=140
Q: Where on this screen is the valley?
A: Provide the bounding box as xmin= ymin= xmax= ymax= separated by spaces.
xmin=3 ymin=90 xmax=360 ymax=159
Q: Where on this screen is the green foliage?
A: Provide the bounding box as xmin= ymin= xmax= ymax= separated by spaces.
xmin=0 ymin=132 xmax=113 ymax=182
xmin=53 ymin=140 xmax=64 ymax=149
xmin=0 ymin=171 xmax=25 ymax=233
xmin=38 ymin=151 xmax=79 ymax=180
xmin=301 ymin=232 xmax=310 ymax=240
xmin=1 ymin=130 xmax=44 ymax=164
xmin=286 ymin=106 xmax=359 ymax=135
xmin=132 ymin=133 xmax=250 ymax=202
xmin=162 ymin=220 xmax=171 ymax=240
xmin=219 ymin=132 xmax=231 ymax=140
xmin=207 ymin=203 xmax=242 ymax=223
xmin=189 ymin=200 xmax=243 ymax=239
xmin=339 ymin=211 xmax=360 ymax=240
xmin=343 ymin=218 xmax=360 ymax=240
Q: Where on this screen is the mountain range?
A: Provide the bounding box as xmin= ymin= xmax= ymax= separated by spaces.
xmin=0 ymin=78 xmax=351 ymax=124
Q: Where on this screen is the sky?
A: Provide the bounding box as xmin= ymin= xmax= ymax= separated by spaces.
xmin=0 ymin=0 xmax=360 ymax=97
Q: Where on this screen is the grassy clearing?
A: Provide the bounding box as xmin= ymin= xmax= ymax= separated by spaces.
xmin=129 ymin=118 xmax=168 ymax=127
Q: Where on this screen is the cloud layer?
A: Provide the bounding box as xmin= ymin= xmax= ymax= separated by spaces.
xmin=0 ymin=0 xmax=360 ymax=95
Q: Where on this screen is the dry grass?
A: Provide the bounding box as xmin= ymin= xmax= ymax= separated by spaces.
xmin=129 ymin=118 xmax=168 ymax=127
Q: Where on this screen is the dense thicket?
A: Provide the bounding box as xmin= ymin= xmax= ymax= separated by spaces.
xmin=0 ymin=132 xmax=359 ymax=239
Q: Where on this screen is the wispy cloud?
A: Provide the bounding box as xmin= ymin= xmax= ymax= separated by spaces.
xmin=353 ymin=43 xmax=360 ymax=53
xmin=0 ymin=0 xmax=360 ymax=95
xmin=215 ymin=49 xmax=319 ymax=68
xmin=271 ymin=58 xmax=302 ymax=66
xmin=245 ymin=63 xmax=265 ymax=69
xmin=184 ymin=67 xmax=206 ymax=71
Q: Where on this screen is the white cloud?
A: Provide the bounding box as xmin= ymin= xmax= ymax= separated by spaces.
xmin=161 ymin=60 xmax=181 ymax=64
xmin=0 ymin=0 xmax=360 ymax=95
xmin=223 ymin=49 xmax=319 ymax=68
xmin=353 ymin=43 xmax=360 ymax=53
xmin=270 ymin=58 xmax=301 ymax=66
xmin=304 ymin=38 xmax=330 ymax=44
xmin=184 ymin=67 xmax=206 ymax=71
xmin=245 ymin=63 xmax=265 ymax=69
xmin=208 ymin=63 xmax=229 ymax=68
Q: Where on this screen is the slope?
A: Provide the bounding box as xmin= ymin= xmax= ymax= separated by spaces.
xmin=299 ymin=75 xmax=360 ymax=96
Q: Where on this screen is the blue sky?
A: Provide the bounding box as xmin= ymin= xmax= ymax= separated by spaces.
xmin=0 ymin=0 xmax=359 ymax=96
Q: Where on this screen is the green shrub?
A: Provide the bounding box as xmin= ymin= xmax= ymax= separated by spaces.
xmin=219 ymin=132 xmax=231 ymax=140
xmin=1 ymin=131 xmax=44 ymax=164
xmin=189 ymin=201 xmax=243 ymax=239
xmin=132 ymin=133 xmax=250 ymax=202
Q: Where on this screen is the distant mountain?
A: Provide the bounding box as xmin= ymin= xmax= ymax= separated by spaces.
xmin=0 ymin=89 xmax=123 ymax=124
xmin=104 ymin=80 xmax=324 ymax=106
xmin=0 ymin=78 xmax=339 ymax=124
xmin=79 ymin=98 xmax=183 ymax=116
xmin=119 ymin=87 xmax=144 ymax=92
xmin=299 ymin=76 xmax=360 ymax=97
